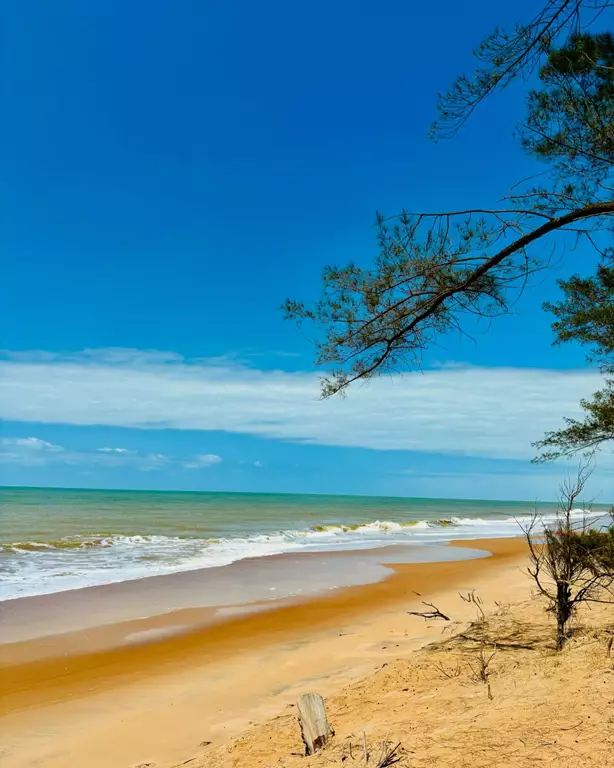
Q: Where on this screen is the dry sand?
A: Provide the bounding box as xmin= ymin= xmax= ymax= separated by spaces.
xmin=205 ymin=598 xmax=614 ymax=768
xmin=2 ymin=537 xmax=612 ymax=768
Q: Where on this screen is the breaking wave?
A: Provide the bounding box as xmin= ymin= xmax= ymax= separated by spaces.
xmin=0 ymin=509 xmax=591 ymax=600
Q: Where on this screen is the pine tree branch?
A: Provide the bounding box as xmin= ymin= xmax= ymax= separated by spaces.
xmin=332 ymin=201 xmax=614 ymax=394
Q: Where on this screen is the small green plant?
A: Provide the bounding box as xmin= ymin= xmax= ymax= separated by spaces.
xmin=524 ymin=464 xmax=614 ymax=649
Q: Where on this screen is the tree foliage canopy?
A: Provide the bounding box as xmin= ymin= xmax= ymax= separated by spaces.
xmin=534 ymin=260 xmax=614 ymax=459
xmin=521 ymin=31 xmax=614 ymax=183
xmin=433 ymin=1 xmax=613 ymax=139
xmin=547 ymin=261 xmax=614 ymax=369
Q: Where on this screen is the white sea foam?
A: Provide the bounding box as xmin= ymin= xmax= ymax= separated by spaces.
xmin=0 ymin=508 xmax=602 ymax=600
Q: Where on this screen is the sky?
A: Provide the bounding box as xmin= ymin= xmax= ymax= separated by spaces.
xmin=2 ymin=0 xmax=612 ymax=501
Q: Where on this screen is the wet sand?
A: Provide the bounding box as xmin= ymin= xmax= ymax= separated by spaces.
xmin=1 ymin=541 xmax=486 ymax=646
xmin=0 ymin=537 xmax=528 ymax=768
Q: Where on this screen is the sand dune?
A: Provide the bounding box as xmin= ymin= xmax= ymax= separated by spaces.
xmin=178 ymin=600 xmax=614 ymax=768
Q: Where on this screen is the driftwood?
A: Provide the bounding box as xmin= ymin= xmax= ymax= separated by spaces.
xmin=407 ymin=601 xmax=450 ymax=621
xmin=297 ymin=693 xmax=333 ymax=755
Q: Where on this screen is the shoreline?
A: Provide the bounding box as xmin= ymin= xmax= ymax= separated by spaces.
xmin=5 ymin=485 xmax=575 ymax=605
xmin=0 ymin=541 xmax=488 ymax=646
xmin=0 ymin=536 xmax=530 ymax=768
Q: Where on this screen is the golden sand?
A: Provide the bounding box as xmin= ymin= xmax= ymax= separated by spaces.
xmin=5 ymin=537 xmax=607 ymax=768
xmin=200 ymin=598 xmax=614 ymax=768
xmin=0 ymin=539 xmax=522 ymax=715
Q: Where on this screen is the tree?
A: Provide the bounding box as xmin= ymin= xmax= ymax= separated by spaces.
xmin=284 ymin=19 xmax=613 ymax=400
xmin=433 ymin=1 xmax=614 ymax=140
xmin=535 ymin=260 xmax=614 ymax=459
xmin=524 ymin=463 xmax=614 ymax=649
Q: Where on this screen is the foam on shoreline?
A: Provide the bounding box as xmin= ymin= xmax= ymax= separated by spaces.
xmin=1 ymin=542 xmax=490 ymax=645
xmin=0 ymin=509 xmax=591 ymax=600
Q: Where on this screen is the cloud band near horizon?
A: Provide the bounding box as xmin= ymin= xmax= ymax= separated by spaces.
xmin=0 ymin=348 xmax=606 ymax=461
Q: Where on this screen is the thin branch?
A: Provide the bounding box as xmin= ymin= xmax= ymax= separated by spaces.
xmin=408 ymin=601 xmax=451 ymax=621
xmin=335 ymin=200 xmax=613 ymax=393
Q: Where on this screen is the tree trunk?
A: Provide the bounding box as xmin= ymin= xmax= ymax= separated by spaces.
xmin=555 ymin=580 xmax=572 ymax=650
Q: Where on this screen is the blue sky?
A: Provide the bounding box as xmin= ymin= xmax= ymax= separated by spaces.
xmin=1 ymin=0 xmax=612 ymax=500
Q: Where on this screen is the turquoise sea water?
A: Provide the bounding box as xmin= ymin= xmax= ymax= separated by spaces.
xmin=1 ymin=487 xmax=607 ymax=600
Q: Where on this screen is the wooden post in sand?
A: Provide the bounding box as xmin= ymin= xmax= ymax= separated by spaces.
xmin=297 ymin=693 xmax=332 ymax=755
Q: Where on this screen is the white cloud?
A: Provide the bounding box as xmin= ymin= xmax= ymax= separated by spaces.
xmin=184 ymin=453 xmax=223 ymax=469
xmin=136 ymin=453 xmax=171 ymax=472
xmin=0 ymin=436 xmax=64 ymax=452
xmin=0 ymin=439 xmax=172 ymax=471
xmin=0 ymin=437 xmax=66 ymax=466
xmin=0 ymin=348 xmax=608 ymax=461
xmin=254 ymin=460 xmax=264 ymax=468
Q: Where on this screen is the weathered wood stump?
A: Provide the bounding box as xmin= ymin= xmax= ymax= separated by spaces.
xmin=297 ymin=692 xmax=333 ymax=755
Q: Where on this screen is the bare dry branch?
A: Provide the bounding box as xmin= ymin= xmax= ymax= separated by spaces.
xmin=408 ymin=601 xmax=451 ymax=621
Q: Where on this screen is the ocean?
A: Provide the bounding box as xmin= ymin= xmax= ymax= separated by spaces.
xmin=1 ymin=486 xmax=606 ymax=601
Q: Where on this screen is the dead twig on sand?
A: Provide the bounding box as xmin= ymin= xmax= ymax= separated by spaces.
xmin=468 ymin=644 xmax=497 ymax=700
xmin=353 ymin=735 xmax=406 ymax=767
xmin=375 ymin=742 xmax=403 ymax=767
xmin=459 ymin=590 xmax=486 ymax=623
xmin=430 ymin=659 xmax=463 ymax=679
xmin=408 ymin=601 xmax=450 ymax=621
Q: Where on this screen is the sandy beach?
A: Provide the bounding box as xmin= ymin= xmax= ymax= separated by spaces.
xmin=0 ymin=537 xmax=540 ymax=768
xmin=5 ymin=1 xmax=613 ymax=765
